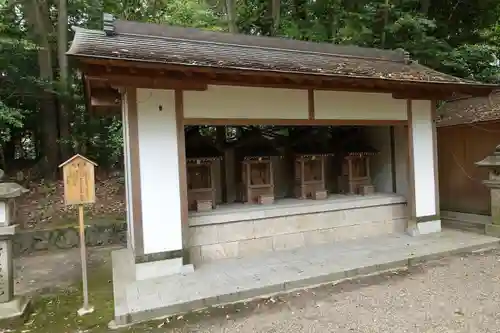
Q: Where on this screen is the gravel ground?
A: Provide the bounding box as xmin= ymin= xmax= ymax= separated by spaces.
xmin=10 ymin=245 xmax=500 ymax=333
xmin=156 ymin=249 xmax=500 ymax=333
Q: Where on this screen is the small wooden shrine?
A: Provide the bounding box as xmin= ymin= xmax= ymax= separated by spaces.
xmin=291 ymin=129 xmax=335 ymax=200
xmin=338 ymin=139 xmax=379 ymax=195
xmin=185 ymin=128 xmax=223 ymax=212
xmin=235 ymin=129 xmax=281 ymax=205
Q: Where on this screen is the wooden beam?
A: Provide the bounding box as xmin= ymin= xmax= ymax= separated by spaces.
xmin=308 ymin=89 xmax=315 ymax=120
xmin=81 ymin=61 xmax=459 ymax=98
xmin=78 ymin=57 xmax=495 ymax=98
xmin=86 ymin=74 xmax=208 ymax=91
xmin=393 ymin=91 xmax=452 ymax=100
xmin=183 ymin=118 xmax=406 ymax=126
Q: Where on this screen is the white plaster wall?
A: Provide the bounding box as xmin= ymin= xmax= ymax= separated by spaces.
xmin=394 ymin=125 xmax=409 ymax=199
xmin=183 ymin=85 xmax=309 ymax=119
xmin=121 ymin=92 xmax=134 ymax=249
xmin=411 ymin=100 xmax=437 ymax=217
xmin=0 ymin=202 xmax=7 ymax=224
xmin=314 ymin=91 xmax=408 ymax=120
xmin=365 ymin=126 xmax=393 ymax=193
xmin=136 ymin=88 xmax=183 ymax=254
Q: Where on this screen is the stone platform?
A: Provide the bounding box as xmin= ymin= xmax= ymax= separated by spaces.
xmin=110 ymin=229 xmax=499 ymax=327
xmin=188 ymin=194 xmax=408 ymax=264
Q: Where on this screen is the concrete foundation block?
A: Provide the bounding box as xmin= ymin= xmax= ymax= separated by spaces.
xmin=360 ymin=185 xmax=375 ymax=196
xmin=485 ymin=224 xmax=500 ymax=237
xmin=258 ymin=195 xmax=274 ymax=205
xmin=312 ymin=190 xmax=327 ymax=200
xmin=417 ymin=220 xmax=441 ymax=234
xmin=196 ymin=200 xmax=213 ymax=212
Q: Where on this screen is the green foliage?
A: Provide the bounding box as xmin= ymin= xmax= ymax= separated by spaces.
xmin=0 ymin=101 xmax=23 ymax=144
xmin=0 ymin=0 xmax=499 ymax=177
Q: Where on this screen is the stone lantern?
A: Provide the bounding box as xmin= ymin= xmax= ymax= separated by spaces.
xmin=0 ymin=169 xmax=29 ymax=319
xmin=475 ymin=145 xmax=500 ymax=236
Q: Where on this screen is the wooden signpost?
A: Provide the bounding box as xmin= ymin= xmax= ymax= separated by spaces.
xmin=59 ymin=154 xmax=97 ymax=316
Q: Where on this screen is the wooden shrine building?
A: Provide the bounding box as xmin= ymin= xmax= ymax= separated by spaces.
xmin=185 ymin=128 xmax=222 ymax=212
xmin=67 ymin=14 xmax=499 ymax=325
xmin=291 ymin=129 xmax=334 ymax=200
xmin=339 ymin=137 xmax=379 ymax=195
xmin=233 ymin=129 xmax=282 ymax=205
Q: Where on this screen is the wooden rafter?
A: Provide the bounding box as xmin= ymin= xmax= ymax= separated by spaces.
xmin=77 ymin=57 xmax=494 ymax=99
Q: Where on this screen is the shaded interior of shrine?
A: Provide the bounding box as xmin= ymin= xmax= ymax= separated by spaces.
xmin=185 ymin=125 xmax=399 ymax=218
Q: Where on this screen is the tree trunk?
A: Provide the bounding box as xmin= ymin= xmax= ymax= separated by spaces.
xmin=25 ymin=0 xmax=59 ymax=179
xmin=225 ymin=0 xmax=238 ymax=33
xmin=420 ymin=0 xmax=430 ymax=15
xmin=292 ymin=0 xmax=308 ymax=39
xmin=57 ymin=0 xmax=71 ymax=160
xmin=381 ymin=0 xmax=390 ymax=48
xmin=271 ymin=0 xmax=281 ymax=35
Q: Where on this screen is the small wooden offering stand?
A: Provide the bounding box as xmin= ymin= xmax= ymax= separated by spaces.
xmin=185 ymin=128 xmax=223 ymax=212
xmin=338 ymin=141 xmax=379 ymax=195
xmin=236 ymin=129 xmax=281 ymax=205
xmin=292 ymin=131 xmax=335 ymax=200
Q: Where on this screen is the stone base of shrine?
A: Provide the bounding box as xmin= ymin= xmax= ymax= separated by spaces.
xmin=188 ymin=194 xmax=408 ymax=265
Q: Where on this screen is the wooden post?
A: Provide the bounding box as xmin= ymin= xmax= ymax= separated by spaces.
xmin=269 ymin=159 xmax=274 ymax=198
xmin=365 ymin=156 xmax=371 ymax=179
xmin=300 ymin=158 xmax=305 ymax=199
xmin=245 ymin=162 xmax=251 ymax=203
xmin=348 ymin=159 xmax=354 ymax=194
xmin=78 ymin=204 xmax=90 ymax=311
xmin=210 ymin=162 xmax=216 ymax=208
xmin=320 ymin=156 xmax=326 ymax=191
xmin=58 ymin=154 xmax=97 ymax=316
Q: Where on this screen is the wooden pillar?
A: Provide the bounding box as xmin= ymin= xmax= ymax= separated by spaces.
xmin=123 ymin=88 xmax=144 ymax=255
xmin=300 ymin=158 xmax=305 ymax=199
xmin=210 ymin=162 xmax=216 ymax=208
xmin=348 ymin=159 xmax=354 ymax=194
xmin=269 ymin=160 xmax=274 ymax=198
xmin=320 ymin=156 xmax=326 ymax=191
xmin=245 ymin=162 xmax=251 ymax=203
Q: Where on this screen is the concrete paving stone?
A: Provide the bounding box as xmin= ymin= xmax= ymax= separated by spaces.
xmin=238 ymin=237 xmax=274 ymax=257
xmin=115 ymin=229 xmax=500 ymax=325
xmin=216 ymin=221 xmax=254 ymax=243
xmin=200 ymin=242 xmax=240 ymax=261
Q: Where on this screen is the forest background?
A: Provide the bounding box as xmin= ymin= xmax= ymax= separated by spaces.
xmin=1 ymin=0 xmax=499 ymax=226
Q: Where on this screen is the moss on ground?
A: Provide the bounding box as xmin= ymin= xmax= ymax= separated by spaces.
xmin=0 ymin=264 xmax=116 ymax=333
xmin=0 ymin=262 xmax=214 ymax=333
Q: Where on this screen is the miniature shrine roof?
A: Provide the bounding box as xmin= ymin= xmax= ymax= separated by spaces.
xmin=291 ymin=130 xmax=335 ymax=156
xmin=343 ymin=140 xmax=379 ymax=156
xmin=436 ymin=91 xmax=500 ymax=127
xmin=67 ymin=15 xmax=499 ymax=97
xmin=185 ymin=129 xmax=222 ymax=160
xmin=233 ymin=129 xmax=281 ymax=158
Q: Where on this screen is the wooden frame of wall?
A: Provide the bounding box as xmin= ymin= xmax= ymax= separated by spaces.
xmin=88 ymin=57 xmax=444 ymax=264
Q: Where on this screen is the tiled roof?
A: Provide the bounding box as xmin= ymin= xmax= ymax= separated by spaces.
xmin=68 ymin=19 xmax=497 ymax=90
xmin=436 ymin=91 xmax=500 ymax=127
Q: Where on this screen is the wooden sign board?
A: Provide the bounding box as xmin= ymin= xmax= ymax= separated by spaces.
xmin=59 ymin=154 xmax=97 ymax=206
